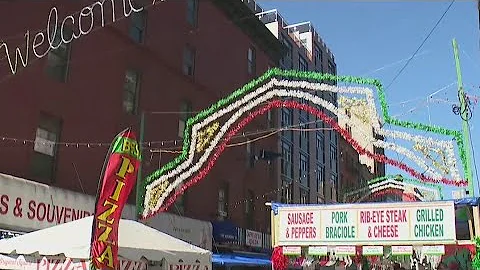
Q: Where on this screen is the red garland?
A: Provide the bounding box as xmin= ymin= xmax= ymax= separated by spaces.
xmin=271 ymin=247 xmax=289 ymax=270
xmin=364 ymin=189 xmax=419 ymax=202
xmin=149 ymin=100 xmax=467 ymax=216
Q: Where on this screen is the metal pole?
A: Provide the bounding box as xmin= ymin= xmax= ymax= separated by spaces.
xmin=452 ymin=39 xmax=474 ymax=196
xmin=136 ymin=111 xmax=146 ymax=220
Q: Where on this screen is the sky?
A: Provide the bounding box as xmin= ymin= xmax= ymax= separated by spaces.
xmin=257 ymin=1 xmax=480 ymax=199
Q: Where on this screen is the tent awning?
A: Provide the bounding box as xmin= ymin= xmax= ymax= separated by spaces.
xmin=0 ymin=216 xmax=211 ymax=264
xmin=212 ymin=253 xmax=271 ymax=266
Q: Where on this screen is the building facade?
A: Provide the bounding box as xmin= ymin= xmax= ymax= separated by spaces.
xmin=337 ymin=94 xmax=386 ymax=202
xmin=0 ymin=0 xmax=284 ymax=231
xmin=0 ymin=0 xmax=337 ymax=247
xmin=249 ymin=5 xmax=339 ymax=205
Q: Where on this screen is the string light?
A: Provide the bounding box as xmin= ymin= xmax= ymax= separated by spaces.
xmin=141 ymin=100 xmax=467 ymax=219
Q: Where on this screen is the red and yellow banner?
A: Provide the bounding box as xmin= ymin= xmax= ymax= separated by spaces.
xmin=90 ymin=129 xmax=141 ymax=270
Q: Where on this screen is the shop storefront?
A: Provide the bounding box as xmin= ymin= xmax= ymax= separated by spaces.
xmin=269 ymin=200 xmax=479 ymax=270
xmin=213 ymin=221 xmax=272 ymax=270
xmin=0 ymin=173 xmax=136 ymax=237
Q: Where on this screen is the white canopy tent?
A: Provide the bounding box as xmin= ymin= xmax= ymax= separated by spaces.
xmin=0 ymin=216 xmax=211 ymax=269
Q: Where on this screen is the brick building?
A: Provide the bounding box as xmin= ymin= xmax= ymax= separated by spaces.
xmin=0 ymin=0 xmax=284 ymax=232
xmin=0 ymin=0 xmax=338 ymax=240
xmin=250 ymin=5 xmax=340 ymax=205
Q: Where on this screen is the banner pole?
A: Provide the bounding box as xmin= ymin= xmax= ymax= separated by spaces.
xmin=89 ymin=128 xmax=130 ymax=264
xmin=136 ymin=111 xmax=145 ymax=221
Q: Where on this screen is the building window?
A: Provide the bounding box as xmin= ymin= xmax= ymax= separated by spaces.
xmin=281 ymin=141 xmax=293 ymax=179
xmin=217 ymin=184 xmax=229 ymax=220
xmin=281 ymin=108 xmax=293 ymax=141
xmin=281 ymin=37 xmax=293 ymax=69
xmin=183 ymin=45 xmax=195 ymax=77
xmin=178 ymin=100 xmax=192 ymax=138
xmin=129 ymin=10 xmax=146 ymax=43
xmin=281 ymin=179 xmax=293 ymax=204
xmin=123 ymin=69 xmax=141 ymax=114
xmin=316 ymin=132 xmax=325 ymax=164
xmin=186 ymin=0 xmax=198 ymax=27
xmin=299 ymin=152 xmax=309 ymax=187
xmin=314 ymin=45 xmax=323 ymax=68
xmin=299 ymin=117 xmax=309 ymax=151
xmin=46 ymin=27 xmax=71 ymax=82
xmin=31 ymin=113 xmax=62 ymax=182
xmin=330 ymin=144 xmax=338 ymax=174
xmin=246 ymin=140 xmax=256 ymax=168
xmin=299 ymin=98 xmax=309 ymax=119
xmin=330 ymin=174 xmax=338 ymax=201
xmin=346 ymin=124 xmax=352 ymax=135
xmin=328 ymin=61 xmax=336 ymax=75
xmin=299 ymin=55 xmax=308 ymax=72
xmin=248 ymin=47 xmax=256 ymax=75
xmin=316 ymin=164 xmax=325 ymax=193
xmin=299 ymin=187 xmax=309 ymax=204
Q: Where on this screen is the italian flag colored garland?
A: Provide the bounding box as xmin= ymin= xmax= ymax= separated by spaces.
xmin=138 ymin=69 xmax=471 ymax=219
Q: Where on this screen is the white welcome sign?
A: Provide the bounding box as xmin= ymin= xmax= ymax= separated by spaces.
xmin=0 ymin=0 xmax=144 ymax=75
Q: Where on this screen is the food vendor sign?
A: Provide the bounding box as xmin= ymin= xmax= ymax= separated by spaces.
xmin=272 ymin=201 xmax=456 ymax=246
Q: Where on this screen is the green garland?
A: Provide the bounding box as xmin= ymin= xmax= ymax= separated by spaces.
xmin=137 ymin=69 xmax=468 ymax=215
xmin=473 ymin=237 xmax=480 ymax=270
xmin=367 ymin=175 xmax=443 ymax=198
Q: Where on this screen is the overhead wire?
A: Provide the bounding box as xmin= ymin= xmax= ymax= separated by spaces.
xmin=384 ymin=0 xmax=455 ymax=91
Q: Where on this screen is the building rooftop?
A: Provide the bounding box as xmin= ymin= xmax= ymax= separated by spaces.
xmin=241 ymin=0 xmax=334 ymax=61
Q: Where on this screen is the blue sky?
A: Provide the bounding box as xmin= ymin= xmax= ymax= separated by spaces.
xmin=257 ymin=1 xmax=480 ymax=198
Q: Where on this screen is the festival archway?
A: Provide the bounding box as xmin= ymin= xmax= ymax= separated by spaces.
xmin=138 ymin=69 xmax=469 ymax=219
xmin=343 ymin=175 xmax=443 ymax=203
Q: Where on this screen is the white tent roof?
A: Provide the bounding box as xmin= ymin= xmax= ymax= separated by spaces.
xmin=0 ymin=216 xmax=211 ymax=264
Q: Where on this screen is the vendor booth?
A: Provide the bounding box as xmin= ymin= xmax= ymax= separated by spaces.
xmin=268 ymin=199 xmax=480 ymax=270
xmin=0 ymin=216 xmax=212 ymax=270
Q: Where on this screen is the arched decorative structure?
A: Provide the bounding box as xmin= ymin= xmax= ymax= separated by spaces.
xmin=343 ymin=175 xmax=443 ymax=203
xmin=138 ymin=69 xmax=469 ymax=219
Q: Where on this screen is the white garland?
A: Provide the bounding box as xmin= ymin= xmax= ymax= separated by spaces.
xmin=344 ymin=177 xmax=441 ymax=200
xmin=142 ymin=80 xmax=463 ymax=217
xmin=355 ymin=183 xmax=424 ymax=202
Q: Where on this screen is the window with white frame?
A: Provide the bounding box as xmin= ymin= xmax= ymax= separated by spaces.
xmin=316 ymin=132 xmax=325 ymax=164
xmin=217 ymin=184 xmax=228 ymax=220
xmin=247 ymin=47 xmax=256 ymax=75
xmin=281 ymin=108 xmax=293 ymax=141
xmin=316 ymin=164 xmax=325 ymax=193
xmin=183 ymin=45 xmax=195 ymax=77
xmin=314 ymin=45 xmax=323 ymax=68
xmin=281 ymin=141 xmax=293 ymax=179
xmin=281 ymin=37 xmax=293 ymax=69
xmin=299 ymin=187 xmax=309 ymax=204
xmin=299 ymin=152 xmax=309 ymax=187
xmin=299 ymin=55 xmax=308 ymax=72
xmin=186 ymin=0 xmax=198 ymax=27
xmin=123 ymin=69 xmax=141 ymax=114
xmin=32 ymin=113 xmax=62 ymax=182
xmin=130 ymin=10 xmax=147 ymax=43
xmin=330 ymin=144 xmax=338 ymax=174
xmin=281 ymin=178 xmax=293 ymax=204
xmin=46 ymin=26 xmax=71 ymax=82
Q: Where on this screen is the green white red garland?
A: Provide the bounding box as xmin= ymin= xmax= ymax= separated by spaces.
xmin=142 ymin=100 xmax=467 ymax=218
xmin=138 ymin=69 xmax=469 ymax=218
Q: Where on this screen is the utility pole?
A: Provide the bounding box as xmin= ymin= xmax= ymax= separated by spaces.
xmin=452 ymin=39 xmax=474 ymax=196
xmin=136 ymin=111 xmax=146 ymax=220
